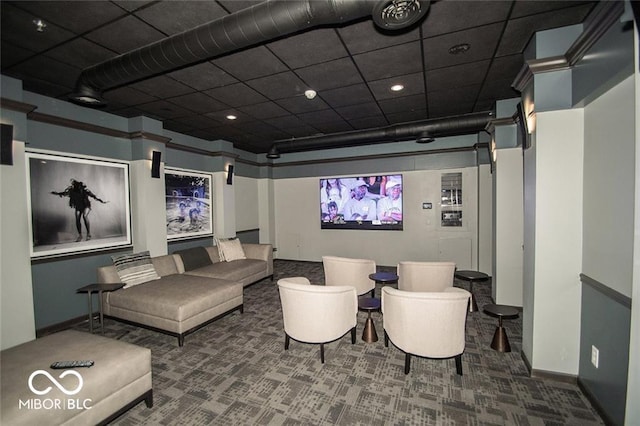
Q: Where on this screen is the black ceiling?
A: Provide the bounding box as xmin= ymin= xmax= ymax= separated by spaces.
xmin=1 ymin=0 xmax=596 ymax=154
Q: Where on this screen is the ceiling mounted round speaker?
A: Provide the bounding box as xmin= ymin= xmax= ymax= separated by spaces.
xmin=372 ymin=0 xmax=430 ymax=30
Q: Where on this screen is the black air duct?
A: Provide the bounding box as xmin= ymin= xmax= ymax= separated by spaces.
xmin=71 ymin=0 xmax=430 ymax=105
xmin=267 ymin=111 xmax=493 ymax=157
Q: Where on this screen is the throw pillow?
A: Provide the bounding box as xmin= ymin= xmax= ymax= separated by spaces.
xmin=176 ymin=247 xmax=212 ymax=271
xmin=218 ymin=238 xmax=246 ymax=262
xmin=213 ymin=237 xmax=234 ymax=261
xmin=111 ymin=251 xmax=161 ymax=289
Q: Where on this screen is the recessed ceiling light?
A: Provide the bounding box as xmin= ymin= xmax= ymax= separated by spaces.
xmin=448 ymin=43 xmax=470 ymax=55
xmin=390 ymin=84 xmax=404 ymax=92
xmin=33 ymin=19 xmax=47 ymax=32
xmin=304 ymin=89 xmax=317 ymax=100
xmin=226 ymin=114 xmax=237 ymax=120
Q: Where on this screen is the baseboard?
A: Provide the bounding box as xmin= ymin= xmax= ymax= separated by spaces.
xmin=577 ymin=378 xmax=616 ymax=426
xmin=520 ymin=350 xmax=578 ymax=384
xmin=36 ymin=314 xmax=92 ymax=338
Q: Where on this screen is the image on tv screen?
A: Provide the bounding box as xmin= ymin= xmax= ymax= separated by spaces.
xmin=320 ymin=175 xmax=403 ymax=230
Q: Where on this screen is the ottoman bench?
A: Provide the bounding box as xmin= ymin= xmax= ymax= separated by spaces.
xmin=1 ymin=330 xmax=152 ymax=425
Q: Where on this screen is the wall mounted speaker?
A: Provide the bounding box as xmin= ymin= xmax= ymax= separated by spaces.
xmin=1 ymin=124 xmax=14 ymax=166
xmin=151 ymin=150 xmax=161 ymax=178
xmin=226 ymin=164 xmax=234 ymax=185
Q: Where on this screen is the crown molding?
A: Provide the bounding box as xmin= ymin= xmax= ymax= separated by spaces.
xmin=0 ymin=97 xmax=37 ymax=114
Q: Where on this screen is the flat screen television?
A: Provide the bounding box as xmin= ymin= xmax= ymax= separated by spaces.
xmin=320 ymin=174 xmax=403 ymax=230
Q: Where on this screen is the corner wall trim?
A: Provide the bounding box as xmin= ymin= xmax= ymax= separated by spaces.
xmin=579 ymin=273 xmax=631 ymax=308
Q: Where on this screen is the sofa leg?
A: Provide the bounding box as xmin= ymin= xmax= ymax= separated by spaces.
xmin=178 ymin=335 xmax=184 ymax=347
xmin=239 ymin=304 xmax=244 ymax=314
xmin=404 ymin=353 xmax=411 ymax=374
xmin=384 ymin=331 xmax=389 ymax=347
xmin=320 ymin=343 xmax=325 ymax=364
xmin=144 ymin=390 xmax=154 ymax=408
xmin=284 ymin=334 xmax=290 ymax=350
xmin=351 ymin=327 xmax=356 ymax=344
xmin=455 ymin=354 xmax=463 ymax=376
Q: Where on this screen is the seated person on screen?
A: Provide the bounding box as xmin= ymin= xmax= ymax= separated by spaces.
xmin=322 ymin=201 xmax=344 ymax=223
xmin=377 ymin=178 xmax=402 ymax=222
xmin=343 ymin=179 xmax=377 ymax=221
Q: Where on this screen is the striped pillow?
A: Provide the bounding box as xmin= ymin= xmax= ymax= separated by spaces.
xmin=111 ymin=251 xmax=161 ymax=288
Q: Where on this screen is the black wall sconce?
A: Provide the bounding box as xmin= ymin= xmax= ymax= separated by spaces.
xmin=151 ymin=150 xmax=161 ymax=178
xmin=226 ymin=164 xmax=234 ymax=185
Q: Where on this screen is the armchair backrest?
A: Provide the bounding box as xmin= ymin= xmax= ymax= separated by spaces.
xmin=381 ymin=286 xmax=470 ymax=358
xmin=277 ymin=277 xmax=357 ymax=343
xmin=322 ymin=256 xmax=376 ymax=296
xmin=397 ymin=261 xmax=455 ymax=292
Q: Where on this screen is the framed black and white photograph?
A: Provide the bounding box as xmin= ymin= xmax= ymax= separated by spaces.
xmin=26 ymin=151 xmax=131 ymax=258
xmin=165 ymin=168 xmax=213 ymax=240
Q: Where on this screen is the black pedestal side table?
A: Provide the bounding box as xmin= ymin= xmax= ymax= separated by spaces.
xmin=454 ymin=270 xmax=489 ymax=312
xmin=369 ymin=272 xmax=399 ymax=298
xmin=77 ymin=283 xmax=124 ymax=334
xmin=483 ymin=303 xmax=519 ymax=352
xmin=358 ymin=297 xmax=381 ymax=343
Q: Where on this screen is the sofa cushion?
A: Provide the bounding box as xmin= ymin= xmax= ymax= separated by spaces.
xmin=218 ymin=238 xmax=246 ymax=261
xmin=175 ymin=247 xmax=212 ymax=271
xmin=185 ymin=259 xmax=265 ymax=282
xmin=107 ymin=275 xmax=242 ymax=322
xmin=111 ymin=251 xmax=161 ymax=288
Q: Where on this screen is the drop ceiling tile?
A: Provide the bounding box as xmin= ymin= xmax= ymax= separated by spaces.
xmin=163 ymin=120 xmax=195 ymax=134
xmin=338 ymin=19 xmax=420 ymax=55
xmin=295 ymin=58 xmax=363 ymax=91
xmin=423 ymin=22 xmax=503 ymax=70
xmin=427 ymin=84 xmax=481 ymax=112
xmin=205 ymin=83 xmax=267 ymax=107
xmin=214 ymin=46 xmax=288 ymax=81
xmin=335 ymin=102 xmax=384 ymax=121
xmin=510 ymin=1 xmax=595 ymax=19
xmin=275 ymin=96 xmax=329 ymax=114
xmin=137 ymin=100 xmax=194 ymax=119
xmin=313 ymin=121 xmax=354 ymax=134
xmin=321 ymin=84 xmax=375 ymax=108
xmin=133 ymin=1 xmax=227 ymax=35
xmin=428 ymin=101 xmax=475 ymax=118
xmin=425 ymin=60 xmax=490 ymax=92
xmin=477 ymin=77 xmax=520 ymax=101
xmin=496 ymin=4 xmax=594 ymax=56
xmin=112 ymin=1 xmax=155 ymax=12
xmin=485 ymin=54 xmax=523 ymax=82
xmin=421 ymin=0 xmax=511 ymax=38
xmin=45 ymin=37 xmax=115 ymax=69
xmin=263 ymin=115 xmax=306 ymax=129
xmin=297 ymin=109 xmax=344 ymax=126
xmin=15 ymin=1 xmax=127 ymax=34
xmin=10 ymin=55 xmax=79 ymax=89
xmin=386 ymin=109 xmax=428 ymax=124
xmin=353 ymin=41 xmax=422 ymax=80
xmin=378 ymin=94 xmax=426 ymax=115
xmin=85 ymin=15 xmax=165 ymax=53
xmin=204 ymin=109 xmax=245 ymax=123
xmin=283 ymin=126 xmax=318 ymax=138
xmin=103 ymin=87 xmax=157 ymax=105
xmin=348 ymin=115 xmax=389 ymax=130
xmin=268 ymin=28 xmax=347 ymax=69
xmin=1 ymin=42 xmax=35 ymax=68
xmin=217 ymin=0 xmax=259 ymax=14
xmin=168 ymin=92 xmax=228 ymax=113
xmin=1 ymin=4 xmax=76 ymax=53
xmin=20 ymin=77 xmax=72 ymax=99
xmin=170 ymin=114 xmax=222 ymax=130
xmin=129 ymin=75 xmax=194 ymax=98
xmin=247 ymin=71 xmax=307 ymax=100
xmin=168 ymin=62 xmax=237 ymax=91
xmin=238 ymin=102 xmax=290 ymax=120
xmin=369 ymin=72 xmax=424 ymax=101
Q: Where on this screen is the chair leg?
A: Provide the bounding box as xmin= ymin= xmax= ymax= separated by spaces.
xmin=320 ymin=343 xmax=325 ymax=364
xmin=455 ymin=354 xmax=463 ymax=376
xmin=351 ymin=327 xmax=356 ymax=344
xmin=404 ymin=353 xmax=411 ymax=374
xmin=384 ymin=330 xmax=389 ymax=347
xmin=370 ymin=289 xmax=375 ymax=298
xmin=284 ymin=334 xmax=290 ymax=350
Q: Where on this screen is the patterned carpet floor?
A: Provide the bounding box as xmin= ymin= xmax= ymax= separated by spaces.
xmin=84 ymin=260 xmax=603 ymax=425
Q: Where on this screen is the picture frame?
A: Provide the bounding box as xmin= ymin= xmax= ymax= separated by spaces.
xmin=165 ymin=167 xmax=213 ymax=240
xmin=26 ymin=151 xmax=131 ymax=258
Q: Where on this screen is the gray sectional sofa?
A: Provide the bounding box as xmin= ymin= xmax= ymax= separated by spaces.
xmin=97 ymin=243 xmax=273 ymax=346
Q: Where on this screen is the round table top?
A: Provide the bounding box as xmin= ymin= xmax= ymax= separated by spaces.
xmin=483 ymin=303 xmax=519 ymax=319
xmin=454 ymin=270 xmax=490 ymax=281
xmin=368 ymin=272 xmax=399 ymax=283
xmin=358 ymin=297 xmax=381 ymax=311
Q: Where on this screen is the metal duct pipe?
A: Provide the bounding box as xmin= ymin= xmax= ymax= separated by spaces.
xmin=266 ymin=111 xmax=493 ymax=157
xmin=71 ymin=0 xmax=430 ymax=105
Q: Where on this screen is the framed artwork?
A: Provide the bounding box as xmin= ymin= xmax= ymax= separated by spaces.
xmin=26 ymin=152 xmax=131 ymax=258
xmin=165 ymin=167 xmax=213 ymax=240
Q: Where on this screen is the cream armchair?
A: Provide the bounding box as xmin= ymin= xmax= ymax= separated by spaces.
xmin=397 ymin=261 xmax=456 ymax=292
xmin=381 ymin=286 xmax=471 ymax=375
xmin=322 ymin=256 xmax=376 ymax=297
xmin=277 ymin=277 xmax=358 ymax=363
